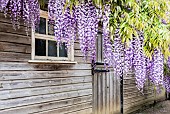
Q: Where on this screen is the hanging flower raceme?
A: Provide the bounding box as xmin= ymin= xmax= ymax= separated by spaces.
xmin=163 ymin=76 xmax=170 ymax=93
xmin=48 ymin=0 xmax=77 ymax=47
xmin=124 ymin=41 xmax=134 ymax=73
xmin=75 ymin=1 xmax=98 ymax=62
xmin=0 ymin=0 xmax=40 ymax=31
xmin=149 ymin=49 xmax=164 ymax=87
xmin=133 ymin=33 xmax=146 ymax=91
xmin=103 ymin=4 xmax=114 ymax=67
xmin=113 ymin=29 xmax=124 ymax=77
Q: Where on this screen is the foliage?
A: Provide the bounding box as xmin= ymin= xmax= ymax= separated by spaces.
xmin=62 ymin=0 xmax=170 ymax=59
xmin=0 ymin=0 xmax=40 ymax=31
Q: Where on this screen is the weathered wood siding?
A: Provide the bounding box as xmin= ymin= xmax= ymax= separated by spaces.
xmin=123 ymin=70 xmax=166 ymax=114
xmin=93 ymin=68 xmax=121 ymax=114
xmin=0 ymin=13 xmax=92 ymax=114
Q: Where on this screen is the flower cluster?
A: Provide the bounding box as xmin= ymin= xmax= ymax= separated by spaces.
xmin=0 ymin=0 xmax=40 ymax=31
xmin=103 ymin=5 xmax=114 ymax=67
xmin=133 ymin=33 xmax=146 ymax=91
xmin=113 ymin=29 xmax=124 ymax=78
xmin=49 ymin=0 xmax=99 ymax=62
xmin=149 ymin=50 xmax=164 ymax=86
xmin=48 ymin=0 xmax=76 ymax=47
xmin=163 ymin=76 xmax=170 ymax=92
xmin=75 ymin=2 xmax=99 ymax=62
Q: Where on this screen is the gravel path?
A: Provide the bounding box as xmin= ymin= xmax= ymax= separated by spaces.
xmin=135 ymin=100 xmax=170 ymax=114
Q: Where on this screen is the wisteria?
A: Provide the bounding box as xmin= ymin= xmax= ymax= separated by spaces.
xmin=48 ymin=0 xmax=170 ymax=93
xmin=150 ymin=50 xmax=164 ymax=86
xmin=1 ymin=0 xmax=170 ymax=94
xmin=102 ymin=5 xmax=114 ymax=67
xmin=75 ymin=2 xmax=99 ymax=62
xmin=133 ymin=33 xmax=147 ymax=91
xmin=124 ymin=41 xmax=133 ymax=73
xmin=48 ymin=0 xmax=77 ymax=47
xmin=0 ymin=0 xmax=40 ymax=31
xmin=113 ymin=29 xmax=124 ymax=78
xmin=163 ymin=76 xmax=170 ymax=93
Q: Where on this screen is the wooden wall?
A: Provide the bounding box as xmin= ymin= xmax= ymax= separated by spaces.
xmin=123 ymin=70 xmax=166 ymax=114
xmin=0 ymin=13 xmax=92 ymax=114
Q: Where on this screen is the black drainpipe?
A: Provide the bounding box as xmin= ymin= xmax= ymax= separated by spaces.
xmin=120 ymin=74 xmax=123 ymax=114
xmin=166 ymin=92 xmax=170 ymax=100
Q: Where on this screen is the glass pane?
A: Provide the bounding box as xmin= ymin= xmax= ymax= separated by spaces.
xmin=35 ymin=39 xmax=46 ymax=56
xmin=35 ymin=17 xmax=46 ymax=34
xmin=48 ymin=21 xmax=54 ymax=36
xmin=59 ymin=43 xmax=68 ymax=57
xmin=48 ymin=40 xmax=57 ymax=57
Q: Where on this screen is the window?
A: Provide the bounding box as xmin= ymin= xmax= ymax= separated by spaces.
xmin=31 ymin=10 xmax=74 ymax=62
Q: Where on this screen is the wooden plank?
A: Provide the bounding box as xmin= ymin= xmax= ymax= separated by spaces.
xmin=124 ymin=96 xmax=152 ymax=106
xmin=74 ymin=50 xmax=91 ymax=57
xmin=67 ymin=108 xmax=92 ymax=114
xmin=0 ymin=13 xmax=25 ymax=26
xmin=0 ymin=89 xmax=92 ymax=110
xmin=0 ymin=70 xmax=92 ymax=81
xmin=93 ymin=74 xmax=97 ymax=114
xmin=102 ymin=73 xmax=106 ymax=114
xmin=97 ymin=73 xmax=101 ymax=114
xmin=123 ymin=92 xmax=153 ymax=100
xmin=0 ymin=52 xmax=30 ymax=62
xmin=109 ymin=72 xmax=114 ymax=114
xmin=0 ymin=32 xmax=31 ymax=44
xmin=124 ymin=96 xmax=155 ymax=109
xmin=113 ymin=73 xmax=117 ymax=113
xmin=124 ymin=100 xmax=154 ymax=114
xmin=74 ymin=57 xmax=91 ymax=63
xmin=0 ymin=21 xmax=30 ymax=36
xmin=33 ymin=102 xmax=92 ymax=114
xmin=0 ymin=62 xmax=91 ymax=71
xmin=0 ymin=83 xmax=92 ymax=100
xmin=106 ymin=72 xmax=110 ymax=114
xmin=0 ymin=76 xmax=92 ymax=90
xmin=74 ymin=43 xmax=80 ymax=50
xmin=116 ymin=75 xmax=121 ymax=113
xmin=0 ymin=95 xmax=92 ymax=114
xmin=0 ymin=42 xmax=31 ymax=53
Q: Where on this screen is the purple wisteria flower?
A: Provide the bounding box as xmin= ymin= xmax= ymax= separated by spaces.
xmin=49 ymin=0 xmax=77 ymax=47
xmin=163 ymin=76 xmax=170 ymax=93
xmin=0 ymin=0 xmax=40 ymax=31
xmin=124 ymin=41 xmax=133 ymax=73
xmin=103 ymin=5 xmax=114 ymax=67
xmin=133 ymin=33 xmax=146 ymax=92
xmin=113 ymin=29 xmax=124 ymax=78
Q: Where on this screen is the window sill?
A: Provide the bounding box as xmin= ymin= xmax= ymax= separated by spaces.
xmin=28 ymin=60 xmax=77 ymax=64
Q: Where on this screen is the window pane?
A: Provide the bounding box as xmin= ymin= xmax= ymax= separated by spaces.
xmin=48 ymin=40 xmax=57 ymax=57
xmin=35 ymin=39 xmax=46 ymax=56
xmin=35 ymin=17 xmax=46 ymax=34
xmin=59 ymin=43 xmax=68 ymax=57
xmin=48 ymin=21 xmax=54 ymax=36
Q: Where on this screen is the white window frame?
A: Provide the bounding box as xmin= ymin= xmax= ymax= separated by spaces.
xmin=31 ymin=10 xmax=74 ymax=62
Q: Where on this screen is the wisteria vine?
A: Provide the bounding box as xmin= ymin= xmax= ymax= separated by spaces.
xmin=0 ymin=0 xmax=40 ymax=31
xmin=1 ymin=0 xmax=170 ymax=93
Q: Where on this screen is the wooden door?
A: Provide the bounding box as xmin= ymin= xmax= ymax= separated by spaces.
xmin=92 ymin=32 xmax=121 ymax=114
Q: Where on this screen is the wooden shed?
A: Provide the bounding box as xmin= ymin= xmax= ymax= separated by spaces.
xmin=0 ymin=9 xmax=166 ymax=114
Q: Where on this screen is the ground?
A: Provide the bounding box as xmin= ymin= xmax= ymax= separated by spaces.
xmin=134 ymin=100 xmax=170 ymax=114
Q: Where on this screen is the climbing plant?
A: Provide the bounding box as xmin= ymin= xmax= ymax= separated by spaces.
xmin=1 ymin=0 xmax=170 ymax=93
